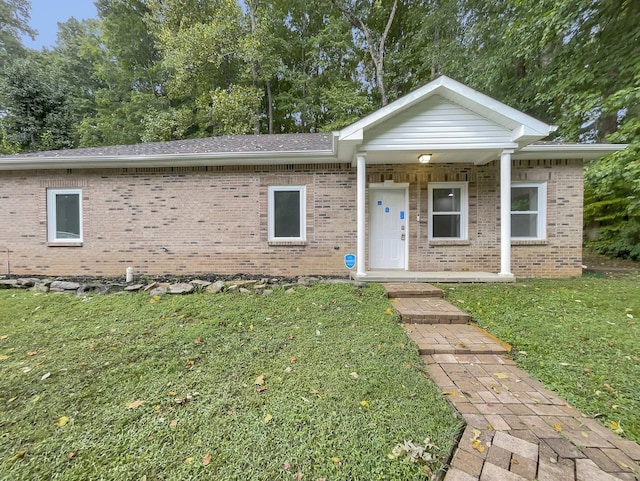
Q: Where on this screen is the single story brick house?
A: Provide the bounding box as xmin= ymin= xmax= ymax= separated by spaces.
xmin=0 ymin=76 xmax=625 ymax=280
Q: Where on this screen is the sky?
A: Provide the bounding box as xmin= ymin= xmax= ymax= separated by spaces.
xmin=23 ymin=0 xmax=97 ymax=50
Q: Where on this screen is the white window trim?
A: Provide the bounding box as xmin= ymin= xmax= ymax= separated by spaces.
xmin=511 ymin=182 xmax=547 ymax=240
xmin=47 ymin=188 xmax=83 ymax=243
xmin=428 ymin=182 xmax=468 ymax=240
xmin=268 ymin=185 xmax=306 ymax=242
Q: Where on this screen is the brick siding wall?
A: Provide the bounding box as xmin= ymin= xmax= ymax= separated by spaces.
xmin=0 ymin=159 xmax=582 ymax=278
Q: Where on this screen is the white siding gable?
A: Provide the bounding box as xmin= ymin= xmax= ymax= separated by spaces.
xmin=360 ymin=95 xmax=514 ymax=151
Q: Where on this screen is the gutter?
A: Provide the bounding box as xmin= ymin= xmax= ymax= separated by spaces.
xmin=0 ymin=149 xmax=339 ymax=171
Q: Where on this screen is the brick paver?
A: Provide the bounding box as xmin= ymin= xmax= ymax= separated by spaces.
xmin=383 ymin=283 xmax=640 ymax=481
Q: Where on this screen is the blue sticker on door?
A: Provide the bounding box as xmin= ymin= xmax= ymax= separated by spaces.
xmin=400 ymin=211 xmax=405 ymax=220
xmin=385 ymin=207 xmax=390 ymax=213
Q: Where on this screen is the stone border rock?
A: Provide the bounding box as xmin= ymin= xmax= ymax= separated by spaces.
xmin=0 ymin=275 xmax=363 ymax=297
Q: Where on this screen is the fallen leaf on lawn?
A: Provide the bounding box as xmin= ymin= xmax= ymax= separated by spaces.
xmin=0 ymin=335 xmax=8 ymax=340
xmin=202 ymin=453 xmax=212 ymax=466
xmin=264 ymin=413 xmax=273 ymax=423
xmin=349 ymin=372 xmax=359 ymax=379
xmin=149 ymin=295 xmax=160 ymax=304
xmin=40 ymin=372 xmax=51 ymax=381
xmin=295 ymin=473 xmax=303 ymax=481
xmin=384 ymin=308 xmax=394 ymax=315
xmin=0 ymin=354 xmax=9 ymax=360
xmin=184 ymin=457 xmax=194 ymax=464
xmin=67 ymin=451 xmax=77 ymax=459
xmin=609 ymin=421 xmax=624 ymax=434
xmin=283 ymin=461 xmax=292 ymax=470
xmin=58 ymin=416 xmax=70 ymax=427
xmin=494 ymin=372 xmax=510 ymax=380
xmin=169 ymin=419 xmax=178 ymax=428
xmin=603 ymin=383 xmax=615 ymax=392
xmin=330 ymin=457 xmax=341 ymax=463
xmin=9 ymin=450 xmax=27 ymax=461
xmin=360 ymin=400 xmax=370 ymax=409
xmin=194 ymin=337 xmax=202 ymax=345
xmin=553 ymin=423 xmax=562 ymax=432
xmin=26 ymin=351 xmax=38 ymax=357
xmin=290 ymin=356 xmax=297 ymax=363
xmin=127 ymin=399 xmax=144 ymax=409
xmin=185 ymin=360 xmax=195 ymax=369
xmin=255 ymin=374 xmax=265 ymax=386
xmin=256 ymin=385 xmax=267 ymax=393
xmin=168 ymin=391 xmax=177 ymax=396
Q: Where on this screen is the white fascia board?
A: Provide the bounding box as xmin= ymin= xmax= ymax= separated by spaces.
xmin=514 ymin=143 xmax=628 ymax=161
xmin=360 ymin=142 xmax=519 ymax=152
xmin=0 ymin=150 xmax=338 ymax=171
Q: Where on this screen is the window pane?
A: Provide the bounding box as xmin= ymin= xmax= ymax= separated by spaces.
xmin=511 ymin=213 xmax=538 ymax=237
xmin=511 ymin=187 xmax=538 ymax=212
xmin=433 ymin=188 xmax=461 ymax=212
xmin=274 ymin=190 xmax=300 ymax=238
xmin=433 ymin=214 xmax=460 ymax=238
xmin=55 ymin=194 xmax=81 ymax=239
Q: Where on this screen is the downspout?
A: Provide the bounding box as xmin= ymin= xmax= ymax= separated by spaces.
xmin=356 ymin=155 xmax=366 ymax=277
xmin=499 ymin=150 xmax=514 ymax=277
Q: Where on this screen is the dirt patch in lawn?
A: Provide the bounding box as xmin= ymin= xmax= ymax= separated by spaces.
xmin=582 ymin=248 xmax=640 ymax=276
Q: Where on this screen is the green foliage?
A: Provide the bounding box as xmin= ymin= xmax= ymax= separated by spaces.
xmin=199 ymin=85 xmax=264 ymax=136
xmin=0 ymin=284 xmax=461 ymax=480
xmin=0 ymin=51 xmax=76 ymax=151
xmin=0 ymin=0 xmax=35 ymax=67
xmin=446 ymin=277 xmax=640 ymax=443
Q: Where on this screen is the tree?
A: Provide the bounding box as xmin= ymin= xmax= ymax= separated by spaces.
xmin=0 ymin=0 xmax=35 ymax=67
xmin=0 ymin=51 xmax=76 ymax=151
xmin=77 ymin=0 xmax=168 ymax=146
xmin=332 ymin=0 xmax=398 ymax=106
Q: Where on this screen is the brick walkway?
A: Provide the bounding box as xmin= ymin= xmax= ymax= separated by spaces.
xmin=384 ymin=283 xmax=640 ymax=481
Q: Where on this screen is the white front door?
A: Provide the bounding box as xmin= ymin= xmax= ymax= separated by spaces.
xmin=369 ymin=187 xmax=408 ymax=269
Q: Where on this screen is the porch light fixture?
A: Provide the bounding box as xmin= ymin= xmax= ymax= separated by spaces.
xmin=418 ymin=154 xmax=431 ymax=163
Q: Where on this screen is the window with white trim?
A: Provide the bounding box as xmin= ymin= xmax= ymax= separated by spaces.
xmin=47 ymin=189 xmax=83 ymax=243
xmin=428 ymin=182 xmax=468 ymax=240
xmin=268 ymin=186 xmax=306 ymax=242
xmin=511 ymin=182 xmax=547 ymax=239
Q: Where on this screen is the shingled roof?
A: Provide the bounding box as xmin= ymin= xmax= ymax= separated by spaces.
xmin=7 ymin=133 xmax=334 ymax=159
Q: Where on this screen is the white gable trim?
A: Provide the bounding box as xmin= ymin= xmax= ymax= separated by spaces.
xmin=338 ymin=75 xmax=555 ymax=147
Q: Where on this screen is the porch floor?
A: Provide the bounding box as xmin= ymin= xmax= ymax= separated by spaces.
xmin=354 ymin=270 xmax=515 ymax=283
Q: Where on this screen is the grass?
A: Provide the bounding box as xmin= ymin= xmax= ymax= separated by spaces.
xmin=443 ymin=275 xmax=640 ymax=444
xmin=0 ymin=283 xmax=462 ymax=481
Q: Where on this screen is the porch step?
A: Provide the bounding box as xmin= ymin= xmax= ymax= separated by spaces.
xmin=403 ymin=324 xmax=511 ymax=355
xmin=382 ymin=282 xmax=444 ymax=298
xmin=392 ymin=297 xmax=471 ymax=324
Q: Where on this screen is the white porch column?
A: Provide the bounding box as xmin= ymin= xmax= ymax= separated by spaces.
xmin=499 ymin=149 xmax=514 ymax=277
xmin=356 ymin=154 xmax=366 ymax=277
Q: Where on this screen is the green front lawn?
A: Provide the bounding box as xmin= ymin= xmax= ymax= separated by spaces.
xmin=0 ymin=283 xmax=461 ymax=481
xmin=445 ymin=275 xmax=640 ymax=444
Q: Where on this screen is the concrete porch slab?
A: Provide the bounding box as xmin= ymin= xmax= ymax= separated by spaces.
xmin=355 ymin=270 xmax=516 ymax=283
